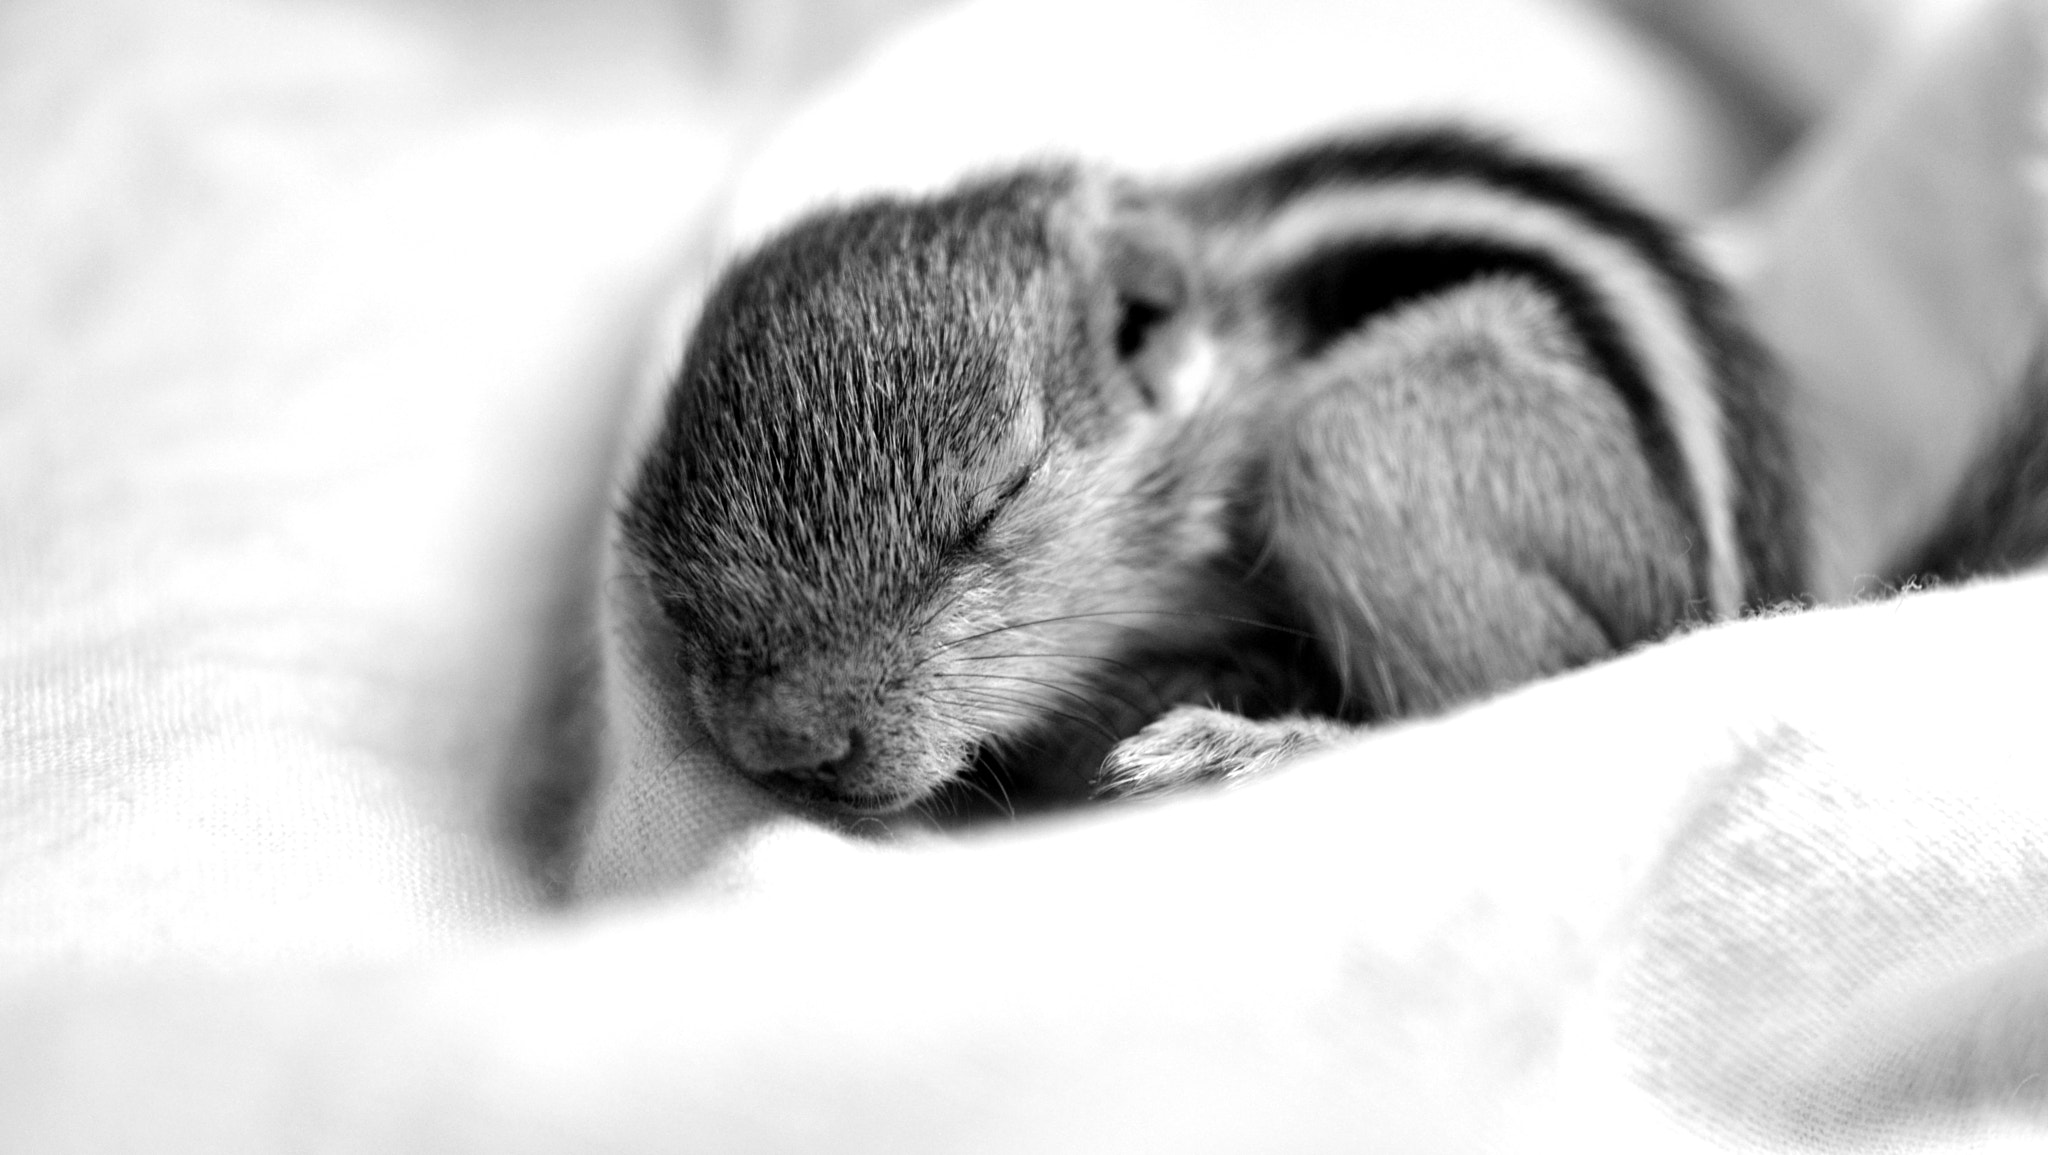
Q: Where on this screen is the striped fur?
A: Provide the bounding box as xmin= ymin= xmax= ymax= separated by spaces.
xmin=1177 ymin=130 xmax=1806 ymax=617
xmin=621 ymin=127 xmax=1808 ymax=813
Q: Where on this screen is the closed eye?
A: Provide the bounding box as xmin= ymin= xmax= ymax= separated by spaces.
xmin=954 ymin=467 xmax=1035 ymax=556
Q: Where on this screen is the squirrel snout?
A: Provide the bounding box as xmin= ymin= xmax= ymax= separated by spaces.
xmin=706 ymin=675 xmax=951 ymax=813
xmin=722 ymin=714 xmax=860 ymax=782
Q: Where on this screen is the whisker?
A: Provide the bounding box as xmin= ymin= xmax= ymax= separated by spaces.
xmin=973 ymin=728 xmax=1106 ymax=796
xmin=950 ymin=649 xmax=1172 ymax=705
xmin=934 ymin=611 xmax=1171 ymax=654
xmin=953 ymin=767 xmax=1016 ymax=821
xmin=936 ymin=608 xmax=1317 ymax=654
xmin=943 ymin=695 xmax=1126 ymax=750
xmin=924 ymin=694 xmax=1048 ymax=724
xmin=994 ymin=701 xmax=1124 ymax=749
xmin=930 ymin=670 xmax=1147 ymax=733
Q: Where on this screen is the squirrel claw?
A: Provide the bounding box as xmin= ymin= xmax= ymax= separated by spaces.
xmin=1095 ymin=707 xmax=1347 ymax=799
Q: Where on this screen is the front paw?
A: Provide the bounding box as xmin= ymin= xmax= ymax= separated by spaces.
xmin=1095 ymin=707 xmax=1347 ymax=800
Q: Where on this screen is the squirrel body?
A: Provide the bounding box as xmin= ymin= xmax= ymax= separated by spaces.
xmin=620 ymin=128 xmax=1807 ymax=815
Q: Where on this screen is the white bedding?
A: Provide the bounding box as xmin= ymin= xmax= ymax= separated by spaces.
xmin=5 ymin=0 xmax=2044 ymax=1150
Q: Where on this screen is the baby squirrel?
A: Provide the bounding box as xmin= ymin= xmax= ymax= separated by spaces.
xmin=617 ymin=128 xmax=1807 ymax=817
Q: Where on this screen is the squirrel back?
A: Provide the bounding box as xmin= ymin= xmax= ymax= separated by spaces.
xmin=1171 ymin=130 xmax=1807 ymax=718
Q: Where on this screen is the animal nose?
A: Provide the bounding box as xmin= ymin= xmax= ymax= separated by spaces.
xmin=725 ymin=717 xmax=861 ymax=783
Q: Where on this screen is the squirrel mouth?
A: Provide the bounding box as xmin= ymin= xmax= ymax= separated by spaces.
xmin=751 ymin=772 xmax=926 ymax=819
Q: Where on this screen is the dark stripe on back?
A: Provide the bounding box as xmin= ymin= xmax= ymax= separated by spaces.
xmin=1260 ymin=233 xmax=1709 ymax=600
xmin=1183 ymin=128 xmax=1700 ymax=290
xmin=1183 ymin=126 xmax=1808 ymax=609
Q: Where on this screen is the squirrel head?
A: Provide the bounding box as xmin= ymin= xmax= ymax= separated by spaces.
xmin=619 ymin=170 xmax=1234 ymax=815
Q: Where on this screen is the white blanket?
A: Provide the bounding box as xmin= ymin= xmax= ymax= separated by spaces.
xmin=4 ymin=0 xmax=2044 ymax=1150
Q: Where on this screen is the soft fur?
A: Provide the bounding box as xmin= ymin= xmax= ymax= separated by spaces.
xmin=622 ymin=127 xmax=1808 ymax=814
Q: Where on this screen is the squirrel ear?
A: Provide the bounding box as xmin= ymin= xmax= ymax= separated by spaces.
xmin=1103 ymin=218 xmax=1187 ymax=348
xmin=1100 ymin=212 xmax=1214 ymax=414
